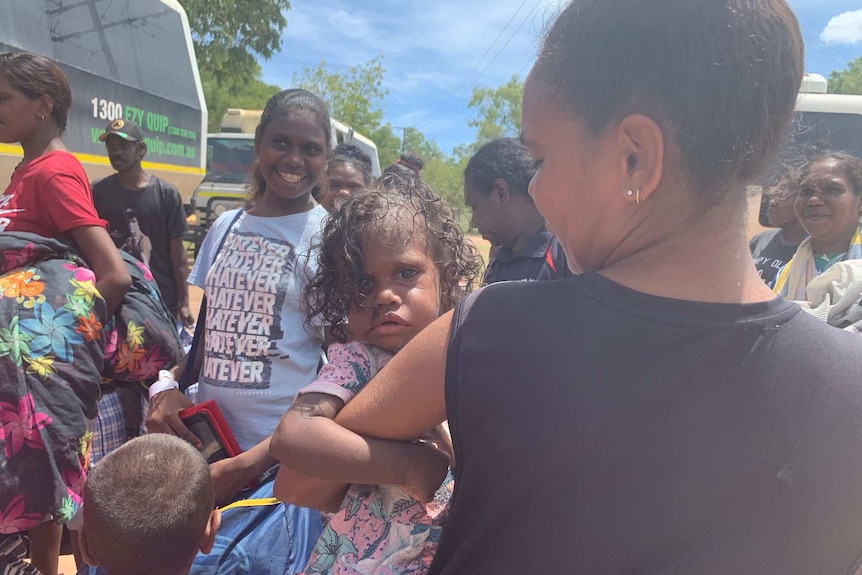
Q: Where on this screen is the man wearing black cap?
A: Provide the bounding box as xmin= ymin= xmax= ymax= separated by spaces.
xmin=92 ymin=119 xmax=192 ymax=326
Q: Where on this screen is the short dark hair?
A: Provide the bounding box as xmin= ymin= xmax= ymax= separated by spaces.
xmin=329 ymin=143 xmax=374 ymax=185
xmin=306 ymin=176 xmax=483 ymax=342
xmin=534 ymin=0 xmax=804 ymax=198
xmin=801 ymin=152 xmax=862 ymax=197
xmin=464 ymin=138 xmax=536 ymax=196
xmin=398 ymin=153 xmax=424 ymax=173
xmin=83 ymin=434 xmax=214 ymax=575
xmin=758 ymin=165 xmax=801 ymax=227
xmin=0 ymin=51 xmax=72 ymax=132
xmin=382 ymin=161 xmax=420 ymax=182
xmin=247 ymin=89 xmax=332 ymax=207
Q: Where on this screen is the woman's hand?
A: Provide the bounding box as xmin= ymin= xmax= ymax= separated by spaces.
xmin=401 ymin=440 xmax=451 ymax=504
xmin=145 ymin=389 xmax=200 ymax=449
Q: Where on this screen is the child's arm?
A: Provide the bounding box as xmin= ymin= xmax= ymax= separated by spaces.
xmin=270 ymin=392 xmax=448 ymax=508
xmin=272 ymin=394 xmax=351 ymax=512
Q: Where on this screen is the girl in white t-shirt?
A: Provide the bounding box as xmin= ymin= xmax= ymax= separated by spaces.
xmin=147 ymin=89 xmax=331 ymax=506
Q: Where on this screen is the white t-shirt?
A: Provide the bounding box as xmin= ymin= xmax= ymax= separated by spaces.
xmin=188 ymin=206 xmax=327 ymax=450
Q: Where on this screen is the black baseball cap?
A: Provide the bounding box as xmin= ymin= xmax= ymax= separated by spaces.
xmin=99 ymin=119 xmax=144 ymax=142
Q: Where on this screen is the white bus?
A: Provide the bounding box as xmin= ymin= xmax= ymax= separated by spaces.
xmin=789 ymin=74 xmax=862 ymax=161
xmin=0 ymin=0 xmax=207 ymax=203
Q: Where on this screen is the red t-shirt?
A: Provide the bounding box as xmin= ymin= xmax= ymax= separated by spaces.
xmin=0 ymin=151 xmax=106 ymax=237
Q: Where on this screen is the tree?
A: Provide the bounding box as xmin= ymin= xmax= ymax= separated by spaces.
xmin=183 ymin=0 xmax=291 ymax=130
xmin=423 ymin=155 xmax=471 ymax=228
xmin=403 ymin=129 xmax=444 ymax=162
xmin=202 ymin=62 xmax=282 ymax=130
xmin=294 ymin=58 xmax=386 ymax=133
xmin=292 ymin=56 xmax=415 ymax=166
xmin=370 ymin=125 xmax=402 ymax=168
xmin=467 ymin=75 xmax=524 ymax=147
xmin=829 ymin=57 xmax=862 ymax=95
xmin=290 ymin=56 xmax=468 ymax=222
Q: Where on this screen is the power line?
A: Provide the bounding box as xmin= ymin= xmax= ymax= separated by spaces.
xmin=422 ymin=0 xmax=544 ymax=135
xmin=415 ymin=0 xmax=530 ymax=131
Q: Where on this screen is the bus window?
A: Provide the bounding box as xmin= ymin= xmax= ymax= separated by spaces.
xmin=786 ymin=112 xmax=862 ymax=160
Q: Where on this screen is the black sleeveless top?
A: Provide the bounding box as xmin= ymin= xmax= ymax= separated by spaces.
xmin=433 ymin=273 xmax=862 ymax=575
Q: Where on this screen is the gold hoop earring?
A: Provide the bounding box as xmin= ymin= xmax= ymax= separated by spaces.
xmin=636 ymin=189 xmax=642 ymax=205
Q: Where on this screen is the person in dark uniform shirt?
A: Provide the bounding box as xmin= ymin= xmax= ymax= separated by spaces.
xmin=463 ymin=138 xmax=569 ymax=283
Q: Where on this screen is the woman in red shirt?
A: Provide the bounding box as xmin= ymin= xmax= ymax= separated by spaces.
xmin=0 ymin=51 xmax=130 ymax=314
xmin=0 ymin=51 xmax=131 ymax=575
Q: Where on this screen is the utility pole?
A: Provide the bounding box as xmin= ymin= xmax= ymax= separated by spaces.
xmin=394 ymin=126 xmax=410 ymax=154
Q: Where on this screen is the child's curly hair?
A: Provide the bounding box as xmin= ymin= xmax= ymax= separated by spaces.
xmin=306 ymin=173 xmax=483 ymax=342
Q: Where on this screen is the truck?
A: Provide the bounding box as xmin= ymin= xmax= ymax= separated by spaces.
xmin=0 ymin=0 xmax=206 ymax=207
xmin=185 ymin=109 xmax=381 ymax=253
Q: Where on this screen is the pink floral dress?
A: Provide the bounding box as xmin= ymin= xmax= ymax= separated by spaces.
xmin=298 ymin=342 xmax=454 ymax=575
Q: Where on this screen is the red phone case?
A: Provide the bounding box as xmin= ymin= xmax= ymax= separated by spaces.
xmin=179 ymin=400 xmax=242 ymax=459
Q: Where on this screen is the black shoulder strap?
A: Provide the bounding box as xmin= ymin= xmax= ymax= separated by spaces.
xmin=180 ymin=209 xmax=244 ymax=389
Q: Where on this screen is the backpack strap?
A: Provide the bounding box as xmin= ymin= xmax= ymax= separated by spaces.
xmin=180 ymin=209 xmax=245 ymax=390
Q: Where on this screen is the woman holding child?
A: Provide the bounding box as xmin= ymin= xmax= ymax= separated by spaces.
xmin=302 ymin=0 xmax=862 ymax=573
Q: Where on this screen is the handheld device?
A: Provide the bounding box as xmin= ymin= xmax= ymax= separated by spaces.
xmin=179 ymin=400 xmax=242 ymax=464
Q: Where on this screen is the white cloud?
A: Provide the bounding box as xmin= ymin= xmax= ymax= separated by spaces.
xmin=821 ymin=9 xmax=862 ymax=45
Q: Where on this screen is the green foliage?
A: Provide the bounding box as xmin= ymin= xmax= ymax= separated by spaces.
xmin=423 ymin=155 xmax=471 ymax=229
xmin=201 ymin=62 xmax=282 ymax=131
xmin=293 ymin=57 xmax=387 ymax=138
xmin=467 ymin=75 xmax=524 ymax=146
xmin=403 ymin=129 xmax=444 ymax=162
xmin=228 ymin=75 xmax=282 ymax=112
xmin=829 ymin=57 xmax=862 ymax=95
xmin=371 ymin=125 xmax=402 ymax=168
xmin=291 ymin=56 xmax=417 ymax=166
xmin=183 ymin=0 xmax=290 ymax=131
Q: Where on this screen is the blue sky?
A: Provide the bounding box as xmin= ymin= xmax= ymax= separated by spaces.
xmin=260 ymin=0 xmax=862 ymax=154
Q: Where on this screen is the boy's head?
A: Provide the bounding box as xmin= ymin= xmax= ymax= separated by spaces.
xmin=79 ymin=433 xmax=220 ymax=575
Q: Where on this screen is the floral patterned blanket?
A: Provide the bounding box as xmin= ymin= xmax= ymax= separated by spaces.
xmin=102 ymin=249 xmax=183 ymax=384
xmin=0 ymin=232 xmax=181 ymax=533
